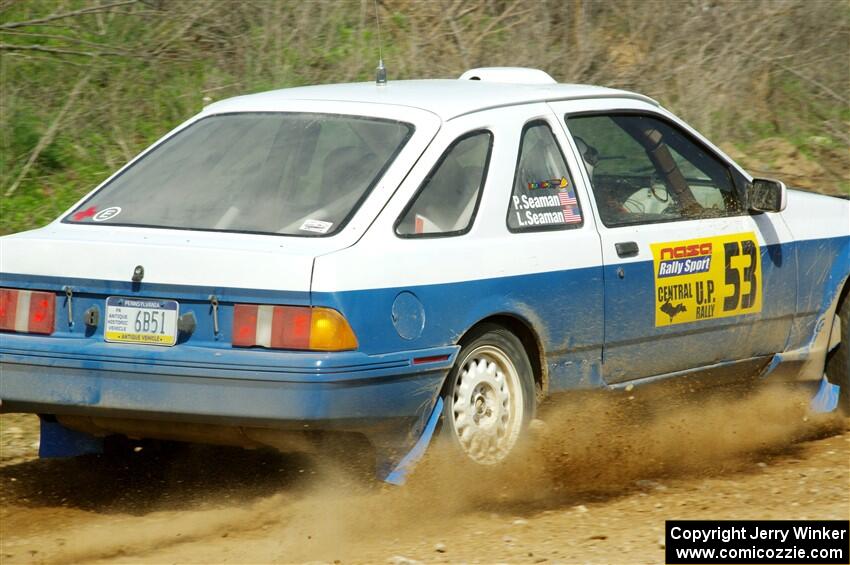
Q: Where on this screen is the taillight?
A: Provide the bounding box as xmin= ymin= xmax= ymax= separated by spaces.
xmin=0 ymin=288 xmax=56 ymax=335
xmin=232 ymin=305 xmax=357 ymax=351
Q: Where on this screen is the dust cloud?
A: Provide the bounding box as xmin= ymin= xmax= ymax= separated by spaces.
xmin=31 ymin=381 xmax=843 ymax=564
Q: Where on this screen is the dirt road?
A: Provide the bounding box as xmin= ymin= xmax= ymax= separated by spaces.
xmin=1 ymin=384 xmax=848 ymax=564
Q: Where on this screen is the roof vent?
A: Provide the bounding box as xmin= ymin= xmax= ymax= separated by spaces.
xmin=459 ymin=67 xmax=557 ymax=85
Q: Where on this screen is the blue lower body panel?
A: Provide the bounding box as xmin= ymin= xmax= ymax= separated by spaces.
xmin=0 ymin=340 xmax=459 ymax=471
xmin=1 ymin=348 xmax=455 ymax=481
xmin=1 ymin=361 xmax=446 ymax=432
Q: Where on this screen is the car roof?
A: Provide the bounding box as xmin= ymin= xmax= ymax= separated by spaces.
xmin=205 ymin=79 xmax=659 ymax=121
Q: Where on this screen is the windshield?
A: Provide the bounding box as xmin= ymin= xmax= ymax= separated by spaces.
xmin=66 ymin=113 xmax=414 ymax=236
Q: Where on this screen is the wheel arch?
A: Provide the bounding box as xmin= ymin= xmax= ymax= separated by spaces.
xmin=455 ymin=313 xmax=548 ymax=397
xmin=836 ymin=274 xmax=850 ymax=311
xmin=828 ymin=274 xmax=850 ymax=348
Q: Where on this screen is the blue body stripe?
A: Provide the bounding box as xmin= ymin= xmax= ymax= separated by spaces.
xmin=321 ymin=237 xmax=848 ymax=386
xmin=787 ymin=236 xmax=850 ymax=350
xmin=314 ymin=265 xmax=606 ymax=391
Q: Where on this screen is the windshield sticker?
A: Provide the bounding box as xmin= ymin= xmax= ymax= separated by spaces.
xmin=511 ymin=179 xmax=582 ymax=228
xmin=92 ymin=206 xmax=121 ymax=222
xmin=72 ymin=206 xmax=98 ymax=221
xmin=299 ymin=219 xmax=333 ymax=234
xmin=651 ymin=232 xmax=762 ymax=327
xmin=527 ymin=176 xmax=568 ymax=190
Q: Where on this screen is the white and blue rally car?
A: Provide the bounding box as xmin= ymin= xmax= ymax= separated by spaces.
xmin=1 ymin=68 xmax=848 ymax=482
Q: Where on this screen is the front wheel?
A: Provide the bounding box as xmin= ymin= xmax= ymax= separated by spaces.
xmin=440 ymin=325 xmax=536 ymax=465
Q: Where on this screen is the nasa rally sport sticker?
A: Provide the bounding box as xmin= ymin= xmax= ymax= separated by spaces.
xmin=92 ymin=206 xmax=121 ymax=222
xmin=651 ymin=232 xmax=762 ymax=327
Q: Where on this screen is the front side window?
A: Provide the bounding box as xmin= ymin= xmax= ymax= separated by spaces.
xmin=565 ymin=114 xmax=742 ymax=227
xmin=507 ymin=121 xmax=583 ymax=232
xmin=396 ymin=131 xmax=492 ymax=237
xmin=66 ymin=113 xmax=414 ymax=236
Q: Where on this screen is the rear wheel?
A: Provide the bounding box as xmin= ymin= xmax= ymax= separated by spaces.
xmin=441 ymin=324 xmax=536 ymax=465
xmin=825 ymin=289 xmax=850 ymax=414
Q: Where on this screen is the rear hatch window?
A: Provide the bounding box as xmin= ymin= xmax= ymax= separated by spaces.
xmin=66 ymin=113 xmax=414 ymax=236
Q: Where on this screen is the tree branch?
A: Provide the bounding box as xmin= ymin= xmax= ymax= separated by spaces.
xmin=0 ymin=0 xmax=138 ymax=30
xmin=0 ymin=43 xmax=125 ymax=57
xmin=0 ymin=30 xmax=134 ymax=54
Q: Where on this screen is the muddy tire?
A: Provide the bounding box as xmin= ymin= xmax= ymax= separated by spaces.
xmin=825 ymin=288 xmax=850 ymax=414
xmin=440 ymin=324 xmax=536 ymax=465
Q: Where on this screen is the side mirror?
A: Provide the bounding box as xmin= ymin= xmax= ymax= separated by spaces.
xmin=748 ymin=178 xmax=787 ymax=213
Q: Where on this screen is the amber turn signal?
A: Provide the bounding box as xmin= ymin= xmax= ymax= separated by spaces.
xmin=232 ymin=304 xmax=357 ymax=351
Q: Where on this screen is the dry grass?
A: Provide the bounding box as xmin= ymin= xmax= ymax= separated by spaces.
xmin=1 ymin=0 xmax=848 ymax=232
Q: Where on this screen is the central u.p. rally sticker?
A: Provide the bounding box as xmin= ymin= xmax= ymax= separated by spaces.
xmin=651 ymin=232 xmax=762 ymax=327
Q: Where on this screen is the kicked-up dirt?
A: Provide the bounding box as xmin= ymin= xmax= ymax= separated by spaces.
xmin=1 ymin=383 xmax=848 ymax=564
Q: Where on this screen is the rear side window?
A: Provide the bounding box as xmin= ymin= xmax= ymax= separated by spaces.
xmin=565 ymin=114 xmax=742 ymax=227
xmin=66 ymin=113 xmax=413 ymax=236
xmin=396 ymin=131 xmax=493 ymax=237
xmin=507 ymin=121 xmax=583 ymax=232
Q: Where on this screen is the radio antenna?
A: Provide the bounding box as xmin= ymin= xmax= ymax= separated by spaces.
xmin=374 ymin=0 xmax=387 ymax=85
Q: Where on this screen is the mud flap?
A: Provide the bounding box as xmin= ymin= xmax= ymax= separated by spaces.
xmin=375 ymin=397 xmax=443 ymax=485
xmin=38 ymin=416 xmax=103 ymax=458
xmin=809 ymin=376 xmax=840 ymax=414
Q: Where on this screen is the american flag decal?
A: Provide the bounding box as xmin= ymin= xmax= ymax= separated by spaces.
xmin=558 ymin=190 xmax=582 ymax=223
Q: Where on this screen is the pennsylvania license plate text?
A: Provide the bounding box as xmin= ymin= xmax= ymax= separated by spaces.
xmin=104 ymin=297 xmax=179 ymax=346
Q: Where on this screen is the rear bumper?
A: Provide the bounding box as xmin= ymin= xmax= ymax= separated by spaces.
xmin=0 ymin=337 xmax=458 ymax=436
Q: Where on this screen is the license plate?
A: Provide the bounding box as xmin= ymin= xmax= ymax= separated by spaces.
xmin=104 ymin=297 xmax=179 ymax=346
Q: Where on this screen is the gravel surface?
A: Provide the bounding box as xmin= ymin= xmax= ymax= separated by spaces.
xmin=1 ymin=385 xmax=848 ymax=564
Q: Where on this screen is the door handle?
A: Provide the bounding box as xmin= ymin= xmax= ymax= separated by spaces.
xmin=615 ymin=241 xmax=639 ymax=258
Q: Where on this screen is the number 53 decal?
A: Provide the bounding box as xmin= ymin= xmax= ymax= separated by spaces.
xmin=651 ymin=232 xmax=762 ymax=327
